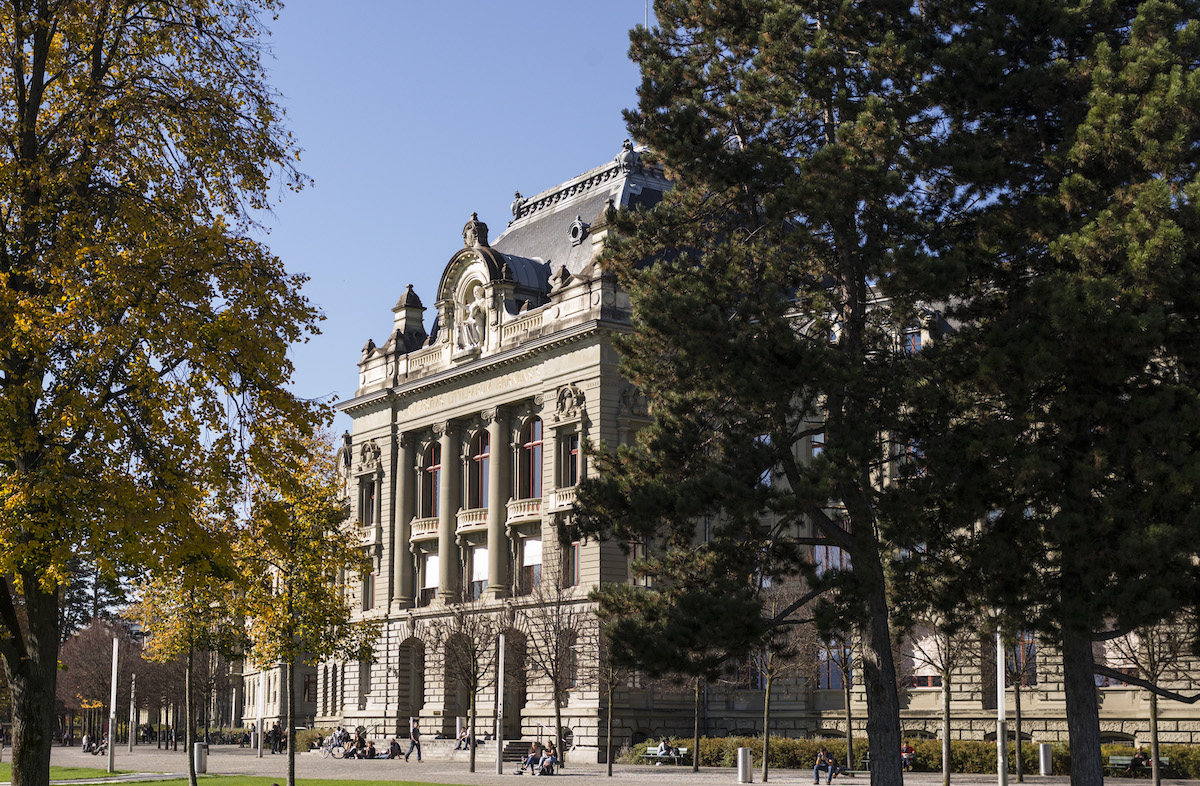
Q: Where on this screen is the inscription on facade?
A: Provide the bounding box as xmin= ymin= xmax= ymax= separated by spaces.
xmin=403 ymin=367 xmax=543 ymax=414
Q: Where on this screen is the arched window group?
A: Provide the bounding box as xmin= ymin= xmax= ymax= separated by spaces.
xmin=421 ymin=443 xmax=441 ymax=517
xmin=468 ymin=431 xmax=490 ymax=509
xmin=517 ymin=417 xmax=543 ymax=499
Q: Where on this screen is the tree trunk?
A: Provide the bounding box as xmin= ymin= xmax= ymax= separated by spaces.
xmin=553 ymin=688 xmax=564 ymax=768
xmin=942 ymin=674 xmax=951 ymax=786
xmin=1150 ymin=691 xmax=1160 ymax=786
xmin=860 ymin=583 xmax=901 ymax=786
xmin=692 ymin=678 xmax=701 ymax=773
xmin=1060 ymin=627 xmax=1102 ymax=786
xmin=468 ymin=690 xmax=477 ymax=773
xmin=186 ymin=646 xmax=196 ymax=786
xmin=1014 ymin=683 xmax=1024 ymax=782
xmin=286 ymin=661 xmax=295 ymax=786
xmin=843 ymin=669 xmax=854 ymax=769
xmin=762 ymin=670 xmax=772 ymax=782
xmin=1 ymin=577 xmax=60 ymax=786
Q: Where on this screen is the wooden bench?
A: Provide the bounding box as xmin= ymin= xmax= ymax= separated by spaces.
xmin=1105 ymin=755 xmax=1170 ymax=777
xmin=645 ymin=745 xmax=690 ymax=765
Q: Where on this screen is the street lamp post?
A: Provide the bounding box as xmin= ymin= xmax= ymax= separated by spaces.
xmin=495 ymin=632 xmax=505 ymax=775
xmin=997 ymin=630 xmax=1008 ymax=786
xmin=108 ymin=637 xmax=119 ymax=773
xmin=128 ymin=673 xmax=136 ymax=753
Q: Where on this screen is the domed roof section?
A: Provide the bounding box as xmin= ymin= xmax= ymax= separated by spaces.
xmin=393 ymin=283 xmax=424 ymax=311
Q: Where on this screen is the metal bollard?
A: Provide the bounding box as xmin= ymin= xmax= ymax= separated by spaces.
xmin=1039 ymin=743 xmax=1052 ymax=776
xmin=737 ymin=746 xmax=753 ymax=783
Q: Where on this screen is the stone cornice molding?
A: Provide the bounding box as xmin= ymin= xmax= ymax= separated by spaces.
xmin=392 ymin=321 xmax=608 ymax=403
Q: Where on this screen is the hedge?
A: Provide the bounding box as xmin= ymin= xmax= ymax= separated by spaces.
xmin=626 ymin=737 xmax=1200 ymax=777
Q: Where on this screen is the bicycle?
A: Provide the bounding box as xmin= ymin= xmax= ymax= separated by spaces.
xmin=319 ymin=734 xmax=346 ymax=759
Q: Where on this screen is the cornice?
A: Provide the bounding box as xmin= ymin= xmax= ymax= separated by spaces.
xmin=395 ymin=319 xmax=616 ymax=402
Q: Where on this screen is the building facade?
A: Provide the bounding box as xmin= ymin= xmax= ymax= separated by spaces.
xmin=294 ymin=142 xmax=1200 ymax=760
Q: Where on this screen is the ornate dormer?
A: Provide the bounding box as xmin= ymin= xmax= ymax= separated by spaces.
xmin=568 ymin=215 xmax=590 ymax=246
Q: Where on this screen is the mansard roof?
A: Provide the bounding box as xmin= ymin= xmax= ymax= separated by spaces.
xmin=433 ymin=141 xmax=670 ymax=305
xmin=491 ymin=140 xmax=669 ymax=278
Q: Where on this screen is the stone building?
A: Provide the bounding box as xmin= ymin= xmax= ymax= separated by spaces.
xmin=274 ymin=142 xmax=1199 ymax=760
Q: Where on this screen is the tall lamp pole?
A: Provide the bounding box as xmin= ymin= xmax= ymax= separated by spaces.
xmin=997 ymin=630 xmax=1008 ymax=786
xmin=495 ymin=632 xmax=505 ymax=775
xmin=128 ymin=673 xmax=137 ymax=752
xmin=257 ymin=671 xmax=265 ymax=758
xmin=108 ymin=637 xmax=119 ymax=773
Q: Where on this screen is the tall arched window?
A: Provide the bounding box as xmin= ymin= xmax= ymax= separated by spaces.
xmin=421 ymin=443 xmax=441 ymax=517
xmin=468 ymin=431 xmax=490 ymax=509
xmin=517 ymin=417 xmax=543 ymax=499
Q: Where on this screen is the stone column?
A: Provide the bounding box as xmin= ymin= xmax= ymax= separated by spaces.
xmin=436 ymin=423 xmax=460 ymax=603
xmin=393 ymin=434 xmax=415 ymax=609
xmin=484 ymin=408 xmax=510 ymax=598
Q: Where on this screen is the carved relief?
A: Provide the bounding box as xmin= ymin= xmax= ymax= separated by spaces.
xmin=618 ymin=382 xmax=649 ymax=418
xmin=553 ymin=383 xmax=585 ymax=424
xmin=358 ymin=440 xmax=382 ymax=475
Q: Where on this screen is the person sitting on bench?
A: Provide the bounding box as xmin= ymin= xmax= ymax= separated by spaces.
xmin=814 ymin=746 xmax=836 ymax=785
xmin=1126 ymin=747 xmax=1151 ymax=775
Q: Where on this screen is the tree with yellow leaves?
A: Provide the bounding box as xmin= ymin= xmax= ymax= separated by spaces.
xmin=239 ymin=425 xmax=377 ymax=786
xmin=133 ymin=555 xmax=244 ymax=786
xmin=0 ymin=3 xmax=318 ymax=784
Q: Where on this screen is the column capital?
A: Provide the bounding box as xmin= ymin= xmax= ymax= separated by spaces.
xmin=431 ymin=421 xmax=458 ymax=439
xmin=480 ymin=407 xmax=507 ymax=425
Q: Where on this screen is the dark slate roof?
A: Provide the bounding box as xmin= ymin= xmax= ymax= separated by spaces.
xmin=491 ymin=144 xmax=670 ymax=277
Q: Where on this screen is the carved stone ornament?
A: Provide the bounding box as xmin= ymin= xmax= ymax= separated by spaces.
xmin=454 ymin=280 xmax=488 ymax=351
xmin=615 ymin=139 xmax=642 ymax=173
xmin=618 ymin=382 xmax=649 ymax=418
xmin=510 ymin=191 xmax=525 ymax=220
xmin=358 ymin=440 xmax=382 ymax=474
xmin=553 ymin=383 xmax=585 ymax=424
xmin=462 ymin=212 xmax=489 ymax=248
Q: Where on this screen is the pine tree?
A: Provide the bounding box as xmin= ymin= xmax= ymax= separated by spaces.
xmin=577 ymin=3 xmax=936 ymax=784
xmin=905 ymin=2 xmax=1200 ymax=783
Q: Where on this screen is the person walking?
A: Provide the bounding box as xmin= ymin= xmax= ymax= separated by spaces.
xmin=404 ymin=720 xmax=422 ymax=762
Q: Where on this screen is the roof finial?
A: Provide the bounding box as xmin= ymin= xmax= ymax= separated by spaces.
xmin=463 ymin=212 xmax=489 ymax=247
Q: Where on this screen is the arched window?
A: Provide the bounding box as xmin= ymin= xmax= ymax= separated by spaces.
xmin=468 ymin=431 xmax=490 ymax=509
xmin=517 ymin=417 xmax=543 ymax=499
xmin=421 ymin=443 xmax=441 ymax=517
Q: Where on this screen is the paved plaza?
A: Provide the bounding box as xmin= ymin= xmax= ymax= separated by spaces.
xmin=16 ymin=745 xmax=1197 ymax=786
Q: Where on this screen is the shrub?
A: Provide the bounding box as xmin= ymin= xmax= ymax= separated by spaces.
xmin=616 ymin=734 xmax=1200 ymax=776
xmin=295 ymin=727 xmax=333 ymax=752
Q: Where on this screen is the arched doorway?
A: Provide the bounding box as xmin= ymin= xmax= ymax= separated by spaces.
xmin=396 ymin=637 xmax=425 ymax=734
xmin=442 ymin=632 xmax=470 ymax=737
xmin=503 ymin=629 xmax=528 ymax=739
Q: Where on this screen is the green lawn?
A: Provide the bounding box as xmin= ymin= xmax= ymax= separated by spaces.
xmin=0 ymin=770 xmax=463 ymax=786
xmin=0 ymin=763 xmax=131 ymax=781
xmin=0 ymin=763 xmax=458 ymax=786
xmin=79 ymin=780 xmax=455 ymax=786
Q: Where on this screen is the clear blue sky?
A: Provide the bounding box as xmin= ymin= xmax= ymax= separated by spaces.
xmin=260 ymin=1 xmax=651 ymax=432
